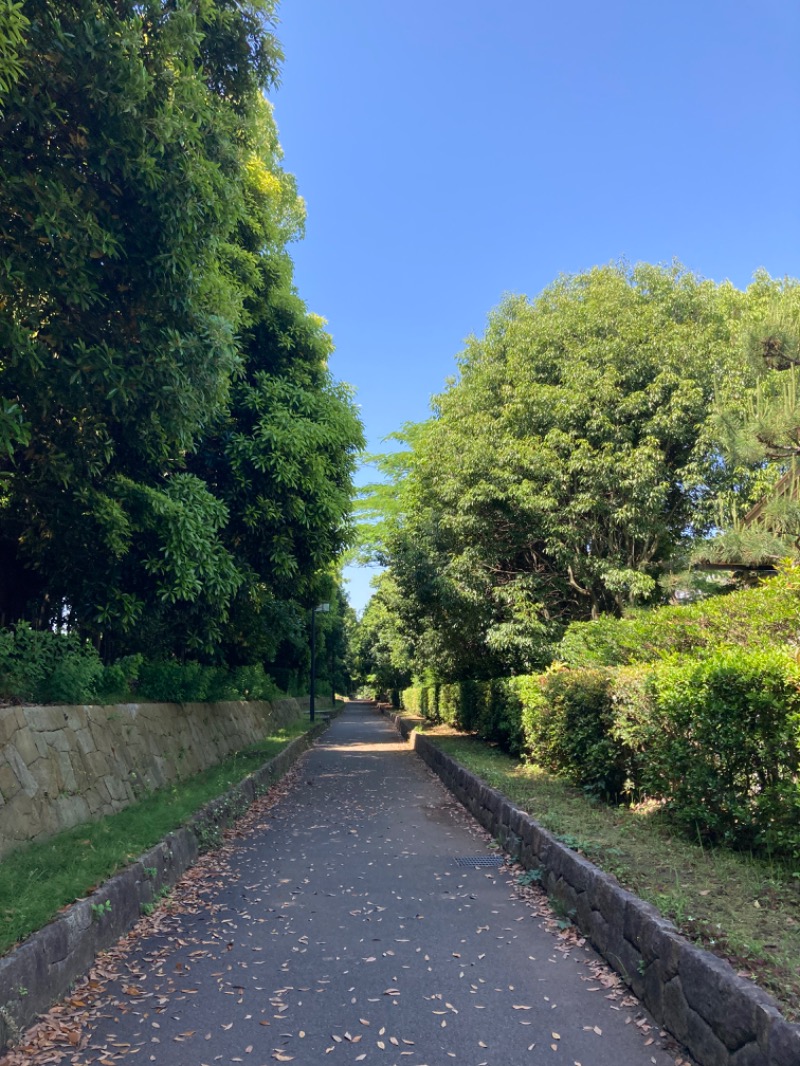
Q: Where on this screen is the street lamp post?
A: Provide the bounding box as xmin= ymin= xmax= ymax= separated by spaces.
xmin=309 ymin=602 xmax=330 ymax=722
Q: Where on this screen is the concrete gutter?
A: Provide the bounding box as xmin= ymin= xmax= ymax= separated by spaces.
xmin=0 ymin=713 xmax=337 ymax=1054
xmin=379 ymin=705 xmax=800 ymax=1066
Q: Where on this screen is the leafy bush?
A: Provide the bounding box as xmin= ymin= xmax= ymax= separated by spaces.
xmin=517 ymin=668 xmax=626 ymax=799
xmin=0 ymin=626 xmax=284 ymax=706
xmin=0 ymin=624 xmax=104 ymax=704
xmin=642 ymin=647 xmax=800 ymax=854
xmin=137 ymin=660 xmax=280 ymax=703
xmin=557 ymin=565 xmax=800 ymax=668
xmin=97 ymin=655 xmax=144 ymax=703
xmin=402 ymin=678 xmax=524 ymax=756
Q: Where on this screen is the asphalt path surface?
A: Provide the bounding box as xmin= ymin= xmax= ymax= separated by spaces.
xmin=11 ymin=702 xmax=682 ymax=1066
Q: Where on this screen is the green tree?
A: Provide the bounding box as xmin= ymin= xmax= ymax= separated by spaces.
xmin=368 ymin=263 xmax=769 ymax=679
xmin=349 ymin=572 xmax=414 ymax=701
xmin=699 ymin=275 xmax=800 ymax=567
xmin=0 ymin=0 xmax=285 ymax=639
xmin=0 ymin=0 xmax=366 ymax=666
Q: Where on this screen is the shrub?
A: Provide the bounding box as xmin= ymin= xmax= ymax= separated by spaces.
xmin=471 ymin=678 xmax=524 ymax=755
xmin=642 ymin=647 xmax=800 ymax=855
xmin=518 ymin=668 xmax=625 ymax=799
xmin=97 ymin=654 xmax=144 ymax=702
xmin=136 ymin=660 xmax=282 ymax=703
xmin=556 ymin=565 xmax=800 ymax=668
xmin=0 ymin=624 xmax=104 ymax=704
xmin=607 ymin=664 xmax=656 ymax=799
xmin=438 ymin=683 xmax=459 ymax=727
xmin=403 ymin=679 xmax=524 ymax=756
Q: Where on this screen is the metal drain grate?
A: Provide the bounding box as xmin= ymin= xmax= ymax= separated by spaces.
xmin=454 ymin=855 xmax=504 ymax=868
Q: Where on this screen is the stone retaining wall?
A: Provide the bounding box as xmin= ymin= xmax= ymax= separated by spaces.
xmin=381 ymin=708 xmax=800 ymax=1066
xmin=0 ymin=696 xmax=327 ymax=858
xmin=0 ymin=716 xmax=333 ymax=1054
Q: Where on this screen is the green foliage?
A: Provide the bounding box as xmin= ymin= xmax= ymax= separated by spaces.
xmin=401 ymin=567 xmax=800 ymax=858
xmin=0 ymin=623 xmax=103 ymax=703
xmin=366 ymin=263 xmax=777 ymax=683
xmin=402 ymin=677 xmax=524 ymax=756
xmin=136 ymin=660 xmax=279 ymax=704
xmin=516 ymin=668 xmax=625 ymax=799
xmin=0 ymin=0 xmax=29 ymax=99
xmin=641 ymin=648 xmax=800 ymax=855
xmin=96 ymin=655 xmax=143 ymax=703
xmin=701 ymin=273 xmax=800 ymax=565
xmin=0 ymin=1 xmax=363 ymax=671
xmin=0 ymin=626 xmax=286 ymax=705
xmin=557 ymin=565 xmax=800 ymax=667
xmin=349 ymin=572 xmax=414 ymax=702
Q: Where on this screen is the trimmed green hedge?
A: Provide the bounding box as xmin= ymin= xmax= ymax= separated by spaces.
xmin=403 ymin=646 xmax=800 ymax=858
xmin=557 ymin=565 xmax=800 ymax=667
xmin=403 ymin=678 xmax=524 ymax=755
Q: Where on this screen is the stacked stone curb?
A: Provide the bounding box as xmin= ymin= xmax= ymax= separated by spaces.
xmin=378 ymin=706 xmax=800 ymax=1066
xmin=0 ymin=710 xmax=340 ymax=1055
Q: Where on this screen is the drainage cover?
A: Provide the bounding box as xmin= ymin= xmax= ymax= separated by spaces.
xmin=454 ymin=855 xmax=504 ymax=868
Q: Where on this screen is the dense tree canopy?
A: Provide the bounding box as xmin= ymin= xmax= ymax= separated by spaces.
xmin=0 ymin=0 xmax=363 ymax=675
xmin=356 ymin=264 xmax=784 ymax=683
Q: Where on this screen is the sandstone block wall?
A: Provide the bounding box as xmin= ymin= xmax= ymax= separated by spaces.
xmin=0 ymin=696 xmax=320 ymax=857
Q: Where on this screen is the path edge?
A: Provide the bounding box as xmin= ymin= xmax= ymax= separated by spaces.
xmin=377 ymin=704 xmax=800 ymax=1066
xmin=0 ymin=711 xmax=339 ymax=1054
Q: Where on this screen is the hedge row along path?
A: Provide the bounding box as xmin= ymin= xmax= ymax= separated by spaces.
xmin=1 ymin=702 xmax=679 ymax=1066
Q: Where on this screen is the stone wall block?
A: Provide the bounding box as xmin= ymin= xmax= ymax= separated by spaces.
xmin=551 ymin=875 xmax=579 ymax=919
xmin=5 ymin=745 xmax=38 ymax=797
xmin=768 ymin=1019 xmax=800 ymax=1066
xmin=679 ymin=941 xmax=766 ymax=1051
xmin=53 ymin=793 xmax=91 ymax=831
xmin=73 ymin=727 xmax=96 ymax=756
xmin=507 ymin=805 xmax=526 ymax=840
xmin=730 ymin=1043 xmax=769 ymax=1066
xmin=0 ymin=711 xmax=20 ymax=746
xmin=638 ymin=918 xmax=684 ymax=981
xmin=26 ymin=706 xmax=67 ymax=732
xmin=641 ymin=958 xmax=665 ymax=1020
xmin=41 ymin=729 xmax=71 ymax=754
xmin=0 ymin=935 xmax=51 ymax=1042
xmin=477 ymin=805 xmax=494 ymax=833
xmin=613 ymin=936 xmax=644 ymax=999
xmin=662 ymin=976 xmax=690 ymax=1044
xmin=519 ymin=843 xmax=536 ymax=870
xmin=686 ymin=1008 xmax=732 ymax=1066
xmin=623 ymin=897 xmax=663 ymax=953
xmin=63 ymin=706 xmax=89 ymax=731
xmin=55 ymin=750 xmax=78 ymax=793
xmin=592 ymin=873 xmax=633 ymax=940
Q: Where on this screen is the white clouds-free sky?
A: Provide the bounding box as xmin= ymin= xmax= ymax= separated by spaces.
xmin=270 ymin=0 xmax=800 ymax=611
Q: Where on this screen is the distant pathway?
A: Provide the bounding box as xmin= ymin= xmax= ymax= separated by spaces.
xmin=6 ymin=703 xmax=680 ymax=1066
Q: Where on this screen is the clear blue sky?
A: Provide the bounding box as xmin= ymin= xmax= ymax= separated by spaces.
xmin=271 ymin=0 xmax=800 ymax=613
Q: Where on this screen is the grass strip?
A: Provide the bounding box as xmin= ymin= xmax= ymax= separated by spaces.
xmin=0 ymin=718 xmax=311 ymax=957
xmin=414 ymin=719 xmax=800 ymax=1020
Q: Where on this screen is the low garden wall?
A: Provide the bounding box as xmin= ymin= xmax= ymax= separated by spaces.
xmin=0 ymin=695 xmax=325 ymax=858
xmin=381 ymin=707 xmax=800 ymax=1066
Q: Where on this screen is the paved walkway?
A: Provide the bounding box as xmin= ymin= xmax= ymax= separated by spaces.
xmin=17 ymin=703 xmax=681 ymax=1066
